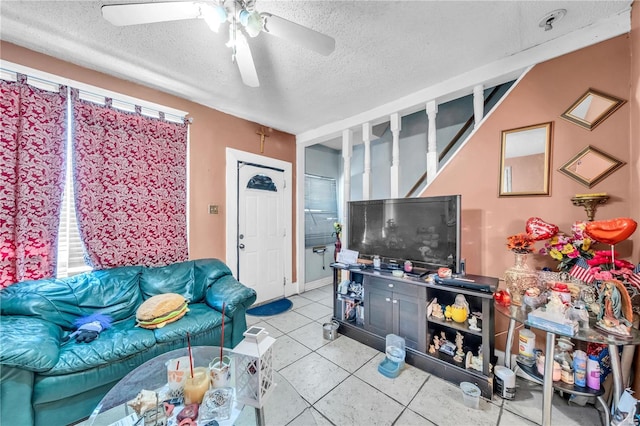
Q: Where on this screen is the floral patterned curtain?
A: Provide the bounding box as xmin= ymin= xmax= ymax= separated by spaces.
xmin=72 ymin=91 xmax=188 ymax=269
xmin=0 ymin=75 xmax=67 ymax=288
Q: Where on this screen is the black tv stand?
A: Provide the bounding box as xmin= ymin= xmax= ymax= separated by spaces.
xmin=332 ymin=265 xmax=496 ymax=398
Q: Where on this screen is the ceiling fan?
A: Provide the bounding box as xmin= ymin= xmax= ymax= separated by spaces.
xmin=101 ymin=0 xmax=336 ymax=87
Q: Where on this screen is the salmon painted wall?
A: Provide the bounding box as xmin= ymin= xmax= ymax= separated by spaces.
xmin=0 ymin=41 xmax=298 ymax=282
xmin=631 ymin=2 xmax=640 ymax=262
xmin=422 ymin=35 xmax=636 ymax=352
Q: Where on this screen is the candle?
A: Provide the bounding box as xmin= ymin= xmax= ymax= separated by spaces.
xmin=183 ymin=367 xmax=209 ymax=405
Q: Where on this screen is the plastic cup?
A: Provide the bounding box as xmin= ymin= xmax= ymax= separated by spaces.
xmin=209 ymin=356 xmax=231 ymax=388
xmin=166 ymin=356 xmax=190 ymax=391
xmin=183 ymin=367 xmax=210 ymax=405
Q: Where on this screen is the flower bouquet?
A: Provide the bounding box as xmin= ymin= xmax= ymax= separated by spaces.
xmin=538 ymin=221 xmax=594 ymax=273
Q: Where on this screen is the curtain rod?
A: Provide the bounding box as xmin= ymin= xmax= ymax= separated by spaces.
xmin=0 ymin=62 xmax=189 ymax=119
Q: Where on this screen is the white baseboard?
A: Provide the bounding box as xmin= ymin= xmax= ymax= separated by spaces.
xmin=303 ymin=277 xmax=332 ymax=292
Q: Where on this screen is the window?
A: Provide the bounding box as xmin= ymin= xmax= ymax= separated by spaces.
xmin=304 ymin=174 xmax=338 ymax=247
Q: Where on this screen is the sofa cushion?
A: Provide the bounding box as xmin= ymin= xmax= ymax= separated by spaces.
xmin=0 ymin=266 xmax=142 ymax=328
xmin=153 ymin=303 xmax=225 ymax=343
xmin=140 ymin=260 xmax=199 ymax=301
xmin=0 ymin=316 xmax=62 ymax=371
xmin=41 ymin=318 xmax=156 ymax=376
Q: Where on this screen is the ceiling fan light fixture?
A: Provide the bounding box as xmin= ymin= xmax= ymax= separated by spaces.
xmin=202 ymin=3 xmax=227 ymax=32
xmin=243 ymin=11 xmax=263 ymax=38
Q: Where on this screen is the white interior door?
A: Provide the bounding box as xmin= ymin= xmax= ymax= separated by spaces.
xmin=237 ymin=163 xmax=286 ymax=304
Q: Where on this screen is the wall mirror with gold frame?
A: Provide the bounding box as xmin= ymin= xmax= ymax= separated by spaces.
xmin=558 ymin=145 xmax=625 ymax=188
xmin=560 ymin=89 xmax=626 ymax=131
xmin=499 ymin=122 xmax=551 ymax=196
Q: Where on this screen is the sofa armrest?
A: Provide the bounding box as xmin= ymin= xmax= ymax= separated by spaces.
xmin=0 ymin=316 xmax=62 ymax=372
xmin=205 ymin=275 xmax=257 ymax=317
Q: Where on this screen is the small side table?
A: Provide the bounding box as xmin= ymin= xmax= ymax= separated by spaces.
xmin=496 ymin=302 xmax=640 ymax=426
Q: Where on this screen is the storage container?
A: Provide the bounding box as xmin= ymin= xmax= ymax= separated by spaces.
xmin=460 ymin=382 xmax=481 ymax=409
xmin=494 ymin=366 xmax=516 ymax=400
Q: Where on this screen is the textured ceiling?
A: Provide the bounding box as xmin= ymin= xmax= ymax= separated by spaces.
xmin=0 ymin=1 xmax=633 ymax=135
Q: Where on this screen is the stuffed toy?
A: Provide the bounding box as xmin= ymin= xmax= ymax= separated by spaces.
xmin=63 ymin=313 xmax=113 ymax=344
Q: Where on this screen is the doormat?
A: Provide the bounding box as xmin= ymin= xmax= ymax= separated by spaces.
xmin=247 ymin=298 xmax=293 ymax=316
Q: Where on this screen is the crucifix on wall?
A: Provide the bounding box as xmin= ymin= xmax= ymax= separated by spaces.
xmin=256 ymin=126 xmax=270 ymax=153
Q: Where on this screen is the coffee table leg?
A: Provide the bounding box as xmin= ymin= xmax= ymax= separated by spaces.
xmin=542 ymin=331 xmax=555 ymax=426
xmin=505 ymin=318 xmax=516 ymax=369
xmin=609 ymin=344 xmax=622 ymax=415
xmin=255 ymin=406 xmax=265 ymax=426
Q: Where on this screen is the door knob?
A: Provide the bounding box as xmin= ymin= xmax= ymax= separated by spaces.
xmin=238 ymin=243 xmax=245 ymax=249
xmin=392 ymin=299 xmax=398 ymax=304
xmin=385 ymin=297 xmax=391 ymax=302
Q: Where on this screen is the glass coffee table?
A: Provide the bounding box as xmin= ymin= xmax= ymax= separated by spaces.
xmin=87 ymin=346 xmax=313 ymax=426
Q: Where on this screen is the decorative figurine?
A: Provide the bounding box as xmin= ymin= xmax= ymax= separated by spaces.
xmin=429 ymin=298 xmax=444 ymax=319
xmin=440 ymin=331 xmax=447 ymax=341
xmin=444 ymin=305 xmax=453 ymax=321
xmin=596 ymin=279 xmax=632 ymax=338
xmin=468 ymin=315 xmax=480 ymax=331
xmin=465 ymin=345 xmax=484 ymax=372
xmin=433 ymin=336 xmax=440 ymax=350
xmin=429 ymin=344 xmax=436 ymax=354
xmin=453 ymin=332 xmax=465 ymax=362
xmin=451 ymin=294 xmax=470 ymax=323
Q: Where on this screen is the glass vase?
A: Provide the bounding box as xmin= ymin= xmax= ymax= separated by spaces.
xmin=505 ymin=252 xmax=538 ymax=306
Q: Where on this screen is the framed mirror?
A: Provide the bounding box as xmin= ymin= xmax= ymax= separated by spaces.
xmin=561 ymin=89 xmax=626 ymax=131
xmin=558 ymin=145 xmax=625 ymax=188
xmin=499 ymin=122 xmax=552 ymax=196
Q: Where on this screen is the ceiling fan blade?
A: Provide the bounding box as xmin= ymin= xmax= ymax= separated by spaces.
xmin=261 ymin=13 xmax=335 ymax=56
xmin=235 ymin=33 xmax=260 ymax=87
xmin=102 ymin=2 xmax=203 ymax=26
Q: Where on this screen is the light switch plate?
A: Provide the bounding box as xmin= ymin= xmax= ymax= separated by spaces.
xmin=209 ymin=205 xmax=219 ymax=214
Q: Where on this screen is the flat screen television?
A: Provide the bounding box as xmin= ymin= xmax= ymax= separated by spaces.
xmin=348 ymin=195 xmax=461 ymax=273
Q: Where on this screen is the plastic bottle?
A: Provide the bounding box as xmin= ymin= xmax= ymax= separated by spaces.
xmin=573 ymin=350 xmax=587 ymax=387
xmin=373 ymin=255 xmax=381 ymax=269
xmin=587 ymin=354 xmax=600 ymax=390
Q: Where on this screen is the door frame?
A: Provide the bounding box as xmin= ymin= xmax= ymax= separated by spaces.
xmin=225 ymin=148 xmax=293 ymax=294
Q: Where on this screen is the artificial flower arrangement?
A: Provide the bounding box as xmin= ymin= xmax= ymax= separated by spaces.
xmin=589 ymin=250 xmax=637 ymax=282
xmin=333 ymin=222 xmax=342 ymax=237
xmin=538 ymin=221 xmax=595 ymax=272
xmin=506 ymin=233 xmax=535 ymax=254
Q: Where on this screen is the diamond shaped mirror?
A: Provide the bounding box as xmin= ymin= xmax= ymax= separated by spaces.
xmin=560 ymin=89 xmax=626 ymax=131
xmin=558 ymin=145 xmax=625 ymax=188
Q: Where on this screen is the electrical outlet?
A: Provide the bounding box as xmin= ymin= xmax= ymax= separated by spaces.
xmin=209 ymin=205 xmax=219 ymax=215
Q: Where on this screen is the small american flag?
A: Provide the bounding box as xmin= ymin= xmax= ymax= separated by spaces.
xmin=628 ymin=263 xmax=640 ymax=287
xmin=569 ymin=257 xmax=595 ymax=283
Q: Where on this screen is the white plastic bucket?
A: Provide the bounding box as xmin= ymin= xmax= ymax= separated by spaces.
xmin=494 ymin=366 xmax=516 ymax=400
xmin=460 ymin=382 xmax=481 ymax=409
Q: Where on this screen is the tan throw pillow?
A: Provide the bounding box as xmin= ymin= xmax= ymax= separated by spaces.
xmin=136 ymin=293 xmax=189 ymax=329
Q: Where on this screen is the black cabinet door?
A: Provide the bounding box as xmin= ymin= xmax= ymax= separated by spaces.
xmin=365 ymin=287 xmax=393 ymax=336
xmin=393 ymin=291 xmax=426 ymax=351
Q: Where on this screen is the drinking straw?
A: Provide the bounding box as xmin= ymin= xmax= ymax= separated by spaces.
xmin=187 ymin=332 xmax=194 ymax=378
xmin=220 ymin=302 xmax=226 ymax=363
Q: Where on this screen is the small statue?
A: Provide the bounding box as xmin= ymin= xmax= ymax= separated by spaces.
xmin=429 ymin=344 xmax=436 ymax=354
xmin=453 ymin=332 xmax=465 ymax=362
xmin=596 ymin=280 xmax=632 ymax=337
xmin=433 ymin=336 xmax=440 ymax=350
xmin=468 ymin=315 xmax=480 ymax=331
xmin=430 ymin=300 xmax=444 ymax=319
xmin=440 ymin=331 xmax=447 ymax=341
xmin=545 ymin=291 xmax=566 ymax=317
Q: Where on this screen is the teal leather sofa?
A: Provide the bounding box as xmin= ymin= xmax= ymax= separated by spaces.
xmin=0 ymin=258 xmax=257 ymax=426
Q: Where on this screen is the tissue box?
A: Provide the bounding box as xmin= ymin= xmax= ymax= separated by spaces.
xmin=527 ymin=309 xmax=578 ymax=336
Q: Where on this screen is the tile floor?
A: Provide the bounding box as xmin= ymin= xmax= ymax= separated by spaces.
xmin=245 ymin=283 xmax=607 ymax=426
